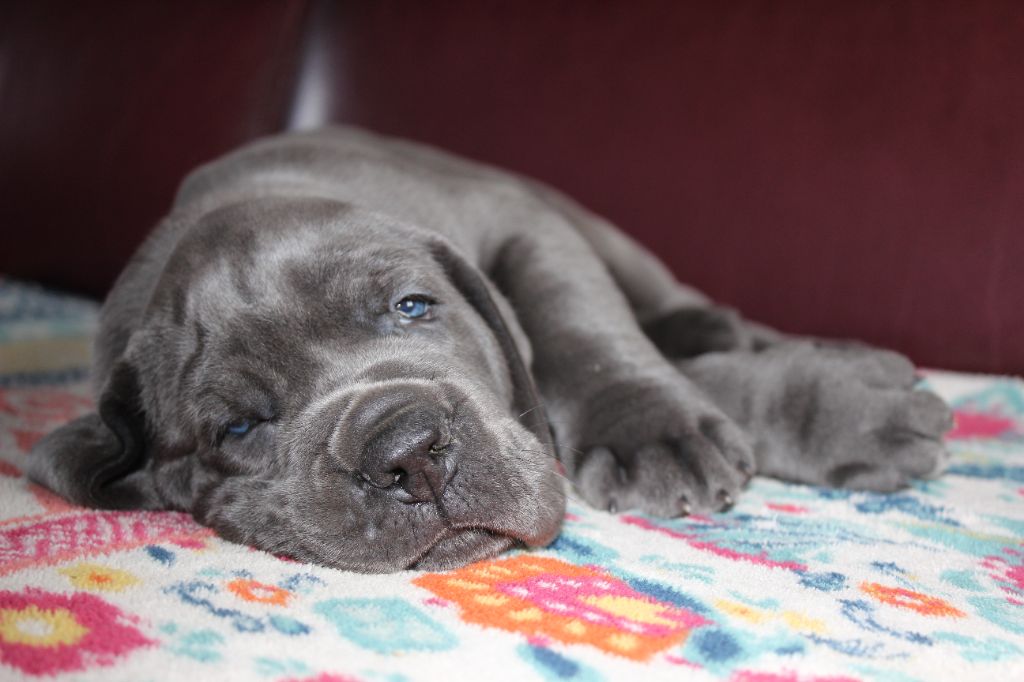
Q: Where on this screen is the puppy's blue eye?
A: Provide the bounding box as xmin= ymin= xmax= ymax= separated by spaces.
xmin=395 ymin=297 xmax=431 ymax=319
xmin=226 ymin=420 xmax=254 ymax=436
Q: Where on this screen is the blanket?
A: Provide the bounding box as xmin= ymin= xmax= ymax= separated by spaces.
xmin=1 ymin=279 xmax=1022 ymax=681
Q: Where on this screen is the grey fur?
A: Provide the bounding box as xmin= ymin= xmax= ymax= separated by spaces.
xmin=29 ymin=127 xmax=952 ymax=572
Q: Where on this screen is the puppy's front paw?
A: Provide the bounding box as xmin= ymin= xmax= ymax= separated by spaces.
xmin=568 ymin=377 xmax=755 ymax=516
xmin=753 ymin=343 xmax=954 ymax=491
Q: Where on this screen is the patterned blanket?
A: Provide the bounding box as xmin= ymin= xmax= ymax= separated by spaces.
xmin=1 ymin=279 xmax=1022 ymax=681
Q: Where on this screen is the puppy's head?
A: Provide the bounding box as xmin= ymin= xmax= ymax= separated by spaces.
xmin=30 ymin=198 xmax=566 ymax=571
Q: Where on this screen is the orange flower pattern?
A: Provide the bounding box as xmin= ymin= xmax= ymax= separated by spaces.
xmin=860 ymin=582 xmax=965 ymax=617
xmin=227 ymin=579 xmax=292 ymax=606
xmin=416 ymin=555 xmax=707 ymax=660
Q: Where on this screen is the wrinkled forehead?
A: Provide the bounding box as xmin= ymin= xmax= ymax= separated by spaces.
xmin=159 ymin=198 xmax=445 ymax=323
xmin=139 ymin=197 xmax=520 ymax=429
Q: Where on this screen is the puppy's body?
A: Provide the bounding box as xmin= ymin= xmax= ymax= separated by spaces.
xmin=31 ymin=127 xmax=952 ymax=571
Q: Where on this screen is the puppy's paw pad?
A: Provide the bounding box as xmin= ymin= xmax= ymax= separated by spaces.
xmin=573 ymin=436 xmax=747 ymax=517
xmin=890 ymin=390 xmax=954 ymax=436
xmin=873 ymin=428 xmax=951 ymax=480
xmin=866 ymin=389 xmax=953 ymax=482
xmin=809 ymin=342 xmax=918 ymax=389
xmin=699 ymin=415 xmax=756 ymax=477
xmin=860 ymin=351 xmax=919 ymax=389
xmin=826 ymin=463 xmax=908 ymax=492
xmin=643 ymin=306 xmax=747 ymax=358
xmin=570 ymin=374 xmax=754 ymax=516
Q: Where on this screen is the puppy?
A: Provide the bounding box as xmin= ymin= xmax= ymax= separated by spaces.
xmin=30 ymin=127 xmax=952 ymax=571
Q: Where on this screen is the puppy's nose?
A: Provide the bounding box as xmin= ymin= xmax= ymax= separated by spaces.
xmin=359 ymin=407 xmax=451 ymax=503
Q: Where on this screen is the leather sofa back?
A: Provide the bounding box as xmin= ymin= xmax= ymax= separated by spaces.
xmin=0 ymin=1 xmax=307 ymax=295
xmin=2 ymin=1 xmax=1021 ymax=373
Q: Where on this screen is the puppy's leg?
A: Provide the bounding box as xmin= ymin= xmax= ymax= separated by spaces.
xmin=526 ymin=186 xmax=951 ymax=492
xmin=677 ymin=342 xmax=953 ymax=491
xmin=491 ymin=226 xmax=754 ymax=516
xmin=529 ymin=183 xmax=781 ymax=357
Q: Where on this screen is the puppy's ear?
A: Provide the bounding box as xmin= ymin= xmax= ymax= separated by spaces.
xmin=429 ymin=239 xmax=555 ymax=454
xmin=29 ymin=359 xmax=159 ymax=509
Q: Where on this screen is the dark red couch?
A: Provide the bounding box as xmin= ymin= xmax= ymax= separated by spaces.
xmin=2 ymin=1 xmax=1022 ymax=373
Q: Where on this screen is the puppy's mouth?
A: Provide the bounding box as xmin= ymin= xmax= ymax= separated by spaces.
xmin=408 ymin=527 xmax=519 ymax=570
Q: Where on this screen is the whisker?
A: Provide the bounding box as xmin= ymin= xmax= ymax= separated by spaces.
xmin=516 ymin=447 xmax=558 ymax=460
xmin=517 ymin=403 xmax=547 ymax=419
xmin=518 ymin=440 xmax=584 ymax=458
xmin=512 ymin=449 xmax=573 ymax=484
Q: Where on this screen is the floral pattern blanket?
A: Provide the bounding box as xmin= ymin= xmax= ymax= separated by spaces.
xmin=1 ymin=279 xmax=1022 ymax=681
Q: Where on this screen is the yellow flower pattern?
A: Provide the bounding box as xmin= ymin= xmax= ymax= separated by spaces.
xmin=59 ymin=563 xmax=140 ymax=592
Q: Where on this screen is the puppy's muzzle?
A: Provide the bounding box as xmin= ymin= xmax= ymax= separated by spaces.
xmin=335 ymin=382 xmax=456 ymax=503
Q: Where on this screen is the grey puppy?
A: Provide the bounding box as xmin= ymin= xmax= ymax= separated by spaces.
xmin=30 ymin=127 xmax=953 ymax=572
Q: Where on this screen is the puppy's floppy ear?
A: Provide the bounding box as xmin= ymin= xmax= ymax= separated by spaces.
xmin=429 ymin=239 xmax=555 ymax=455
xmin=29 ymin=359 xmax=159 ymax=509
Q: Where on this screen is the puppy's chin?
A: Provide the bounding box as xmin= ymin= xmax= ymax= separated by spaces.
xmin=409 ymin=528 xmax=519 ymax=571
